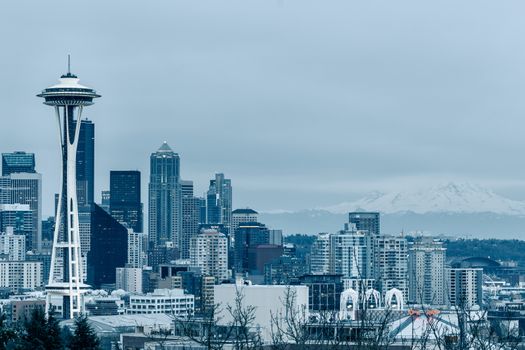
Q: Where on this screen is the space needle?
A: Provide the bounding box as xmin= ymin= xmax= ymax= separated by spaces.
xmin=37 ymin=57 xmax=100 ymax=319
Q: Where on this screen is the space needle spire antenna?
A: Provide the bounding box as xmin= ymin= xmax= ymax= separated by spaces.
xmin=37 ymin=58 xmax=100 ymax=319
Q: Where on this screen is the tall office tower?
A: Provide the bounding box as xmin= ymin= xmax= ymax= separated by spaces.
xmin=2 ymin=152 xmax=35 ymax=176
xmin=100 ymin=190 xmax=110 ymax=213
xmin=198 ymin=198 xmax=206 ymax=224
xmin=348 ymin=212 xmax=380 ymax=236
xmin=87 ymin=204 xmax=128 ymax=289
xmin=0 ymin=228 xmax=26 ymax=261
xmin=447 ymin=268 xmax=483 ymax=308
xmin=234 ymin=222 xmax=269 ymax=273
xmin=0 ymin=173 xmax=42 ymax=252
xmin=408 ymin=238 xmax=447 ymax=306
xmin=128 ymin=231 xmax=148 ymax=268
xmin=329 ymin=230 xmax=374 ymax=279
xmin=110 ymin=170 xmax=143 ymax=233
xmin=180 ymin=180 xmax=200 ymax=259
xmin=374 ymin=235 xmax=409 ymax=299
xmin=232 ymin=208 xmax=258 ymax=232
xmin=42 ymin=217 xmax=55 ymax=242
xmin=0 ymin=204 xmax=32 ymax=247
xmin=72 ymin=120 xmax=95 ymax=207
xmin=190 ymin=229 xmax=228 ymax=282
xmin=268 ymin=229 xmax=283 ymax=246
xmin=309 ymin=232 xmax=330 ymax=274
xmin=206 ymin=173 xmax=232 ymax=235
xmin=148 ymin=142 xmax=181 ymax=248
xmin=37 ymin=63 xmax=100 ymax=318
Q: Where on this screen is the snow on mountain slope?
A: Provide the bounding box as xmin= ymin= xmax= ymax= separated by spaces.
xmin=321 ymin=182 xmax=525 ymax=215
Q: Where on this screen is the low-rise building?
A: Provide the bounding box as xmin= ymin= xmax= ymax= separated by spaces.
xmin=0 ymin=261 xmax=42 ymax=293
xmin=127 ymin=288 xmax=194 ymax=316
xmin=214 ymin=283 xmax=309 ymax=342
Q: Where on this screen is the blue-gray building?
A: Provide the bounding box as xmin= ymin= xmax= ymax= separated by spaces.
xmin=110 ymin=170 xmax=143 ymax=233
xmin=148 ymin=142 xmax=181 ymax=249
xmin=206 ymin=173 xmax=232 ymax=235
xmin=1 ymin=152 xmax=35 ymax=176
xmin=88 ymin=204 xmax=128 ymax=289
xmin=348 ymin=212 xmax=380 ymax=235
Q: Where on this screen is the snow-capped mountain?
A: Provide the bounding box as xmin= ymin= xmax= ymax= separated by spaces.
xmin=260 ymin=182 xmax=525 ymax=238
xmin=320 ymin=182 xmax=525 ymax=216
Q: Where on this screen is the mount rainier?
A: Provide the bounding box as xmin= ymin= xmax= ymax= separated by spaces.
xmin=260 ymin=182 xmax=525 ymax=238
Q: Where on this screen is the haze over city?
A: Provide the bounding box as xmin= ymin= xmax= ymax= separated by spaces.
xmin=3 ymin=0 xmax=525 ymax=217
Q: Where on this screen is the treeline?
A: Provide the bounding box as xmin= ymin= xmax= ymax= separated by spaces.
xmin=0 ymin=308 xmax=100 ymax=350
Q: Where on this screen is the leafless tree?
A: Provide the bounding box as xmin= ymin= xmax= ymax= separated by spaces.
xmin=226 ymin=288 xmax=262 ymax=350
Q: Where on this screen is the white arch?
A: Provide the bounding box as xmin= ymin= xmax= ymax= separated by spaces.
xmin=364 ymin=289 xmax=381 ymax=309
xmin=385 ymin=288 xmax=404 ymax=310
xmin=339 ymin=288 xmax=359 ymax=320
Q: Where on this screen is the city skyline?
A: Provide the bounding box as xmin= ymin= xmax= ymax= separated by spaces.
xmin=3 ymin=1 xmax=525 ymax=217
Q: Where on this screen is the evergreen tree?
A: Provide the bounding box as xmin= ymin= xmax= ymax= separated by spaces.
xmin=0 ymin=312 xmax=16 ymax=350
xmin=67 ymin=314 xmax=100 ymax=350
xmin=16 ymin=308 xmax=64 ymax=350
xmin=45 ymin=310 xmax=64 ymax=350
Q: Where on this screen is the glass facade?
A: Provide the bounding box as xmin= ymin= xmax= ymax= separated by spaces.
xmin=110 ymin=170 xmax=143 ymax=233
xmin=1 ymin=152 xmax=35 ymax=176
xmin=87 ymin=204 xmax=128 ymax=288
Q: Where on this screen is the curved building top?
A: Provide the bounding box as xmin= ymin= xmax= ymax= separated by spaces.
xmin=37 ymin=71 xmax=100 ymax=106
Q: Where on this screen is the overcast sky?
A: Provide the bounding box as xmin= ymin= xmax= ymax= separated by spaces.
xmin=1 ymin=0 xmax=525 ymax=216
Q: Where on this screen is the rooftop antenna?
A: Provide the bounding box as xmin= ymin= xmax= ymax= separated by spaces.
xmin=67 ymin=54 xmax=71 ymax=75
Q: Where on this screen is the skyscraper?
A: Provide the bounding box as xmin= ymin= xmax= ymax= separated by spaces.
xmin=110 ymin=170 xmax=143 ymax=233
xmin=38 ymin=62 xmax=99 ymax=318
xmin=234 ymin=222 xmax=269 ymax=273
xmin=374 ymin=235 xmax=409 ymax=299
xmin=232 ymin=208 xmax=258 ymax=233
xmin=148 ymin=142 xmax=181 ymax=248
xmin=127 ymin=230 xmax=148 ymax=268
xmin=88 ymin=204 xmax=128 ymax=289
xmin=72 ymin=120 xmax=95 ymax=207
xmin=348 ymin=212 xmax=380 ymax=236
xmin=206 ymin=173 xmax=232 ymax=235
xmin=446 ymin=268 xmax=483 ymax=308
xmin=100 ymin=190 xmax=110 ymax=213
xmin=408 ymin=238 xmax=446 ymax=305
xmin=2 ymin=152 xmax=35 ymax=176
xmin=180 ymin=180 xmax=200 ymax=259
xmin=190 ymin=229 xmax=228 ymax=282
xmin=309 ymin=233 xmax=330 ymax=274
xmin=329 ymin=230 xmax=374 ymax=279
xmin=0 ymin=173 xmax=42 ymax=252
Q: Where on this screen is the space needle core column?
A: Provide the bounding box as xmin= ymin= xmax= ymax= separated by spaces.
xmin=37 ymin=59 xmax=100 ymax=319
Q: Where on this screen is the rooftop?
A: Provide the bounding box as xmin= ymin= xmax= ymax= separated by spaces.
xmin=233 ymin=208 xmax=258 ymax=215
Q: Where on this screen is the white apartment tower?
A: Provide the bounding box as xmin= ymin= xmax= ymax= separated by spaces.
xmin=408 ymin=238 xmax=446 ymax=305
xmin=329 ymin=230 xmax=374 ymax=279
xmin=374 ymin=235 xmax=408 ymax=299
xmin=447 ymin=268 xmax=483 ymax=308
xmin=0 ymin=228 xmax=26 ymax=261
xmin=190 ymin=229 xmax=228 ymax=282
xmin=310 ymin=233 xmax=330 ymax=274
xmin=127 ymin=230 xmax=148 ymax=268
